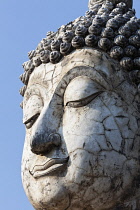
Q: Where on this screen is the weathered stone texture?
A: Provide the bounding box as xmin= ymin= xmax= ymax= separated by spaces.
xmin=21 ymin=1 xmax=140 ymax=210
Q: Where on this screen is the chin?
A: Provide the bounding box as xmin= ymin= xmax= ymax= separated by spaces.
xmin=22 ymin=171 xmax=70 ymax=210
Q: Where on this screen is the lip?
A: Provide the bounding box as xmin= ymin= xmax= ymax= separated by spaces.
xmin=29 ymin=157 xmax=69 ymax=178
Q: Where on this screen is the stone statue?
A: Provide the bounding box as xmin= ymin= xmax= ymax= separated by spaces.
xmin=20 ymin=0 xmax=140 ymax=209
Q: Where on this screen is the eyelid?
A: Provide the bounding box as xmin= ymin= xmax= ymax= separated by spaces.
xmin=66 ymin=91 xmax=103 ymax=108
xmin=23 ymin=95 xmax=43 ymax=124
xmin=24 ymin=113 xmax=40 ymax=129
xmin=64 ymin=76 xmax=104 ymax=107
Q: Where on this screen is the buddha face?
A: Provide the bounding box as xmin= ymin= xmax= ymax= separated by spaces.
xmin=22 ymin=48 xmax=140 ymax=210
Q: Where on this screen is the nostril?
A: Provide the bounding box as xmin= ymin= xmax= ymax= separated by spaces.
xmin=30 ymin=132 xmax=61 ymax=155
xmin=47 ymin=133 xmax=61 ymax=147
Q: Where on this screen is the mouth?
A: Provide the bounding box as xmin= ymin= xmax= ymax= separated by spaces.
xmin=29 ymin=157 xmax=69 ymax=178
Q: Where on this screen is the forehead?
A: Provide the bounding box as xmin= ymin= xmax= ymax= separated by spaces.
xmin=27 ymin=48 xmax=121 ymax=90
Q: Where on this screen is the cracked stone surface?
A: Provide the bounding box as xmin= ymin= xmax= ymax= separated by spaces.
xmin=21 ymin=47 xmax=140 ymax=210
xmin=20 ymin=0 xmax=140 ymax=209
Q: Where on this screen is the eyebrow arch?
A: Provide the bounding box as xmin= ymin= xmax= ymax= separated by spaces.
xmin=23 ymin=84 xmax=45 ymax=105
xmin=62 ymin=66 xmax=111 ymax=90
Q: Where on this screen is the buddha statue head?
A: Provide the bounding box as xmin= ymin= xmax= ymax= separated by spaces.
xmin=20 ymin=0 xmax=140 ymax=209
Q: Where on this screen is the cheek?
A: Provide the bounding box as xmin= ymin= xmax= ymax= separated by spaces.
xmin=62 ymin=92 xmax=139 ymax=157
xmin=62 ymin=97 xmax=112 ymax=153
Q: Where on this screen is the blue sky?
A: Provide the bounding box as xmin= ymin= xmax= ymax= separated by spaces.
xmin=0 ymin=1 xmax=139 ymax=209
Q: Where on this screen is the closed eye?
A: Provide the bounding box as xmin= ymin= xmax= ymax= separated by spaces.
xmin=66 ymin=91 xmax=103 ymax=108
xmin=24 ymin=113 xmax=40 ymax=129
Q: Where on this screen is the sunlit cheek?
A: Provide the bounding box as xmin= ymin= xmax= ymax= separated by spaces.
xmin=22 ymin=134 xmax=33 ymax=173
xmin=66 ymin=149 xmax=96 ymax=185
xmin=63 ymin=98 xmax=107 ymax=153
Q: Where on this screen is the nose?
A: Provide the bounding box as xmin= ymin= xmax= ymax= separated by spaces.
xmin=31 ymin=132 xmax=61 ymax=154
xmin=30 ymin=96 xmax=63 ymax=155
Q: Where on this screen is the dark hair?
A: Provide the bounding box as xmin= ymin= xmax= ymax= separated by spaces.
xmin=20 ymin=1 xmax=140 ymax=100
